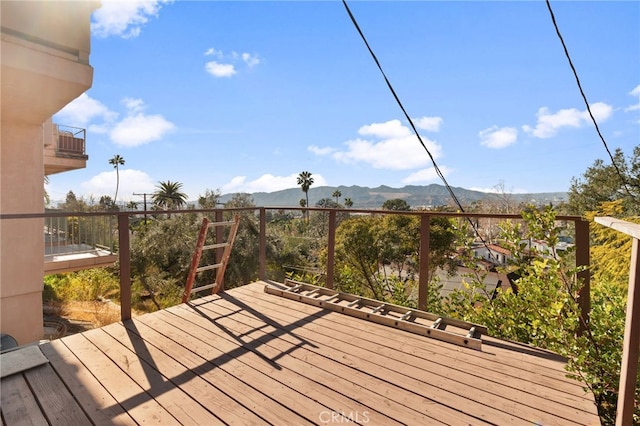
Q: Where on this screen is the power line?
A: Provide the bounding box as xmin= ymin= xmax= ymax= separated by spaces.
xmin=545 ymin=0 xmax=634 ymax=201
xmin=341 ymin=0 xmax=497 ymax=262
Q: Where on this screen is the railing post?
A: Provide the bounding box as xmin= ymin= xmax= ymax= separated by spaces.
xmin=616 ymin=236 xmax=640 ymax=426
xmin=326 ymin=210 xmax=336 ymax=289
xmin=418 ymin=214 xmax=431 ymax=311
xmin=215 ymin=209 xmax=225 ymax=291
xmin=259 ymin=208 xmax=266 ymax=280
xmin=117 ymin=213 xmax=131 ymax=321
xmin=575 ymin=218 xmax=590 ymax=332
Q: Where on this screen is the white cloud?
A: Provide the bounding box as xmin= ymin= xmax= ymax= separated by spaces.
xmin=308 ymin=145 xmax=335 ymax=156
xmin=108 ymin=98 xmax=175 ymax=147
xmin=402 ymin=166 xmax=451 ymax=184
xmin=80 ymin=169 xmax=156 ymax=202
xmin=333 ymin=120 xmax=442 ymax=170
xmin=522 ymin=102 xmax=613 ymax=138
xmin=56 ymin=94 xmax=174 ymax=148
xmin=222 ymin=173 xmax=328 ymax=194
xmin=110 ymin=114 xmax=175 ymax=147
xmin=122 ymin=97 xmax=145 ymax=114
xmin=242 ymin=53 xmax=260 ymax=67
xmin=414 ymin=116 xmax=443 ymax=132
xmin=205 ymin=61 xmax=236 ymax=78
xmin=204 ymin=48 xmax=260 ymax=77
xmin=479 ymin=126 xmax=518 ymax=149
xmin=54 ymin=93 xmax=117 ymax=128
xmin=358 ymin=119 xmax=411 ymax=139
xmin=625 ymin=85 xmax=640 ymax=113
xmin=91 ymin=0 xmax=172 ymax=39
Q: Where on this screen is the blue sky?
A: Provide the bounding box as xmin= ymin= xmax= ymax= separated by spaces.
xmin=49 ymin=0 xmax=640 ymax=204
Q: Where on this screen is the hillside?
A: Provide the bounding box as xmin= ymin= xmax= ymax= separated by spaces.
xmin=219 ymin=184 xmax=567 ymax=209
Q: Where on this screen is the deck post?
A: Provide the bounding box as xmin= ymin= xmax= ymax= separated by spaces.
xmin=575 ymin=218 xmax=590 ymax=333
xmin=117 ymin=213 xmax=131 ymax=320
xmin=215 ymin=209 xmax=225 ymax=291
xmin=616 ymin=236 xmax=640 ymax=426
xmin=418 ymin=214 xmax=430 ymax=311
xmin=259 ymin=207 xmax=266 ymax=280
xmin=326 ymin=210 xmax=336 ymax=289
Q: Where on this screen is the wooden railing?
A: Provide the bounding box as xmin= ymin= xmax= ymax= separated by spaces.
xmin=594 ymin=217 xmax=640 ymax=426
xmin=108 ymin=207 xmax=590 ymax=327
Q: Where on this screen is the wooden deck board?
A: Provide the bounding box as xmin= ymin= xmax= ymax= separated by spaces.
xmin=233 ymin=283 xmax=598 ymax=424
xmin=0 ymin=281 xmax=600 ymax=425
xmin=40 ymin=340 xmax=135 ymax=425
xmin=0 ymin=373 xmax=49 ymax=426
xmin=200 ymin=286 xmax=591 ymax=425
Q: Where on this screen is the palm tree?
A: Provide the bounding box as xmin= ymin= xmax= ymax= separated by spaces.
xmin=332 ymin=189 xmax=342 ymax=203
xmin=152 ymin=180 xmax=188 ymax=210
xmin=344 ymin=198 xmax=353 ymax=208
xmin=108 ymin=155 xmax=125 ymax=206
xmin=297 ymin=171 xmax=314 ymax=219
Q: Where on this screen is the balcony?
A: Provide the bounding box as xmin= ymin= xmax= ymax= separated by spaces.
xmin=43 ymin=123 xmax=88 ymax=175
xmin=44 ymin=211 xmax=117 ymax=274
xmin=2 ymin=207 xmax=636 ymax=424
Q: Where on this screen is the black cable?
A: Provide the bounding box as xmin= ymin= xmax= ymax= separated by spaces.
xmin=341 ymin=1 xmax=463 ymax=212
xmin=341 ymin=0 xmax=499 ymax=265
xmin=545 ymin=0 xmax=634 ymax=201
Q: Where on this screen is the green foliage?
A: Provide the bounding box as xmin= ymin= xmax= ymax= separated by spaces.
xmin=382 ymin=198 xmax=411 ymax=211
xmin=152 ymin=180 xmax=188 ymax=210
xmin=567 ymin=146 xmax=640 ymax=216
xmin=445 ymin=205 xmax=639 ymax=423
xmin=44 ymin=268 xmax=120 ymax=302
xmin=332 ymin=214 xmax=456 ymax=308
xmin=586 ymin=200 xmax=640 ymax=288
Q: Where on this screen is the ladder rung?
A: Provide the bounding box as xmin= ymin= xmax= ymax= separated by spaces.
xmin=196 ymin=263 xmax=223 ymax=273
xmin=400 ymin=311 xmax=413 ymax=321
xmin=371 ymin=304 xmax=386 ymax=314
xmin=324 ymin=294 xmax=340 ymax=303
xmin=431 ymin=318 xmax=445 ymax=329
xmin=347 ymin=299 xmax=361 ymax=308
xmin=202 ymin=242 xmax=229 ymax=250
xmin=207 ymin=220 xmax=237 ymax=228
xmin=306 ymin=288 xmax=321 ymax=297
xmin=191 ymin=283 xmax=219 ymax=293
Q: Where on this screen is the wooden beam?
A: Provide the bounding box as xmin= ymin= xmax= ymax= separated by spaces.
xmin=117 ymin=213 xmax=131 ymax=320
xmin=594 ymin=217 xmax=640 ymax=426
xmin=418 ymin=215 xmax=430 ymax=311
xmin=616 ymin=236 xmax=640 ymax=426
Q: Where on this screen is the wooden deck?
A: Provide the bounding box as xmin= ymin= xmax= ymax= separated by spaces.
xmin=1 ymin=281 xmax=600 ymax=425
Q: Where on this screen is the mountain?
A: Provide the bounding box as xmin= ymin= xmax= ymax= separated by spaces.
xmin=218 ymin=184 xmax=568 ymax=209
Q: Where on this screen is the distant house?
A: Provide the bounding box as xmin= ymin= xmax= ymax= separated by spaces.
xmin=472 ymin=243 xmax=511 ymax=267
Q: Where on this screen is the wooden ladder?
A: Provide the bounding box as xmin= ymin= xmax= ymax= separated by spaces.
xmin=182 ymin=215 xmax=240 ymax=303
xmin=265 ymin=279 xmax=488 ymax=350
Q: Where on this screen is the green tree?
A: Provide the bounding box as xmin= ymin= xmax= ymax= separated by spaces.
xmin=445 ymin=205 xmax=638 ymax=423
xmin=108 ymin=154 xmax=125 ymax=206
xmin=332 ymin=213 xmax=456 ymax=307
xmin=297 ymin=171 xmax=314 ymax=219
xmin=152 ymin=180 xmax=188 ymax=210
xmin=382 ymin=198 xmax=411 ymax=211
xmin=567 ymin=147 xmax=640 ymax=216
xmin=332 ymin=189 xmax=342 ymax=203
xmin=198 ymin=188 xmax=221 ymax=209
xmin=344 ymin=198 xmax=353 ymax=208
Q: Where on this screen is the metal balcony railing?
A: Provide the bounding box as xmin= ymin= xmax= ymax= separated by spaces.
xmin=55 ymin=124 xmax=86 ymax=156
xmin=44 ymin=211 xmax=116 ymax=259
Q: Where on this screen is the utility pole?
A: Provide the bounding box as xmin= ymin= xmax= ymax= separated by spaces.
xmin=133 ymin=192 xmax=153 ymax=221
